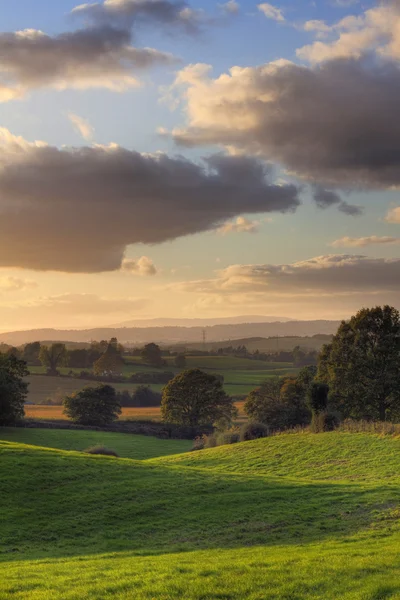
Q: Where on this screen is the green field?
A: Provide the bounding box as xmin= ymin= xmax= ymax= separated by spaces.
xmin=1 ymin=430 xmax=400 ymax=598
xmin=26 ymin=355 xmax=299 ymax=404
xmin=0 ymin=428 xmax=191 ymax=459
xmin=182 ymin=335 xmax=331 ymax=353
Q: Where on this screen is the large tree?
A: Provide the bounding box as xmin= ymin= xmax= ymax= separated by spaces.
xmin=22 ymin=342 xmax=41 ymax=365
xmin=318 ymin=305 xmax=400 ymax=421
xmin=93 ymin=343 xmax=124 ymax=376
xmin=63 ymin=384 xmax=121 ymax=426
xmin=0 ymin=353 xmax=29 ymax=425
xmin=39 ymin=343 xmax=67 ymax=375
xmin=244 ymin=375 xmax=311 ymax=431
xmin=161 ymin=369 xmax=236 ymax=427
xmin=141 ymin=343 xmax=163 ymax=368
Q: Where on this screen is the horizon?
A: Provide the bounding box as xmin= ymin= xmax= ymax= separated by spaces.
xmin=0 ymin=0 xmax=399 ymax=329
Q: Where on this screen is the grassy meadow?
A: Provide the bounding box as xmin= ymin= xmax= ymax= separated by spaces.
xmin=25 ymin=355 xmax=300 ymax=407
xmin=1 ymin=430 xmax=400 ymax=598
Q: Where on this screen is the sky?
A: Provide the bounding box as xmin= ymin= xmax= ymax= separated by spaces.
xmin=0 ymin=0 xmax=400 ymax=330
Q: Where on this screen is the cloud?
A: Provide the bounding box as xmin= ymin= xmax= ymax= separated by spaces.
xmin=385 ymin=206 xmax=400 ymax=223
xmin=258 ymin=3 xmax=285 ymax=22
xmin=218 ymin=216 xmax=259 ymax=234
xmin=68 ymin=112 xmax=95 ymax=141
xmin=330 ymin=236 xmax=400 ymax=248
xmin=297 ymin=2 xmax=400 ymax=64
xmin=0 ymin=27 xmax=176 ymax=101
xmin=0 ymin=128 xmax=299 ymax=273
xmin=0 ymin=293 xmax=150 ymax=328
xmin=169 ymin=57 xmax=400 ymax=190
xmin=72 ymin=0 xmax=207 ymax=34
xmin=0 ymin=277 xmax=37 ymax=292
xmin=173 ymin=255 xmax=400 ymax=297
xmin=219 ymin=0 xmax=239 ymax=15
xmin=121 ymin=256 xmax=157 ymax=275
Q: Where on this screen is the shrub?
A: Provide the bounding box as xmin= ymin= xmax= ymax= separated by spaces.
xmin=84 ymin=445 xmax=119 ymax=457
xmin=240 ymin=422 xmax=270 ymax=442
xmin=204 ymin=433 xmax=218 ymax=448
xmin=191 ymin=436 xmax=206 ymax=451
xmin=63 ymin=384 xmax=122 ymax=426
xmin=216 ymin=427 xmax=240 ymax=446
xmin=310 ymin=411 xmax=340 ymax=433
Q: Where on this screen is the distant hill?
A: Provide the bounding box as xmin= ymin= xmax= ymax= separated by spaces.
xmin=178 ymin=335 xmax=333 ymax=353
xmin=0 ymin=320 xmax=340 ymax=346
xmin=109 ymin=315 xmax=293 ymax=327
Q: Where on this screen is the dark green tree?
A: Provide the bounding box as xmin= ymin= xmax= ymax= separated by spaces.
xmin=0 ymin=354 xmax=29 ymax=425
xmin=63 ymin=384 xmax=121 ymax=426
xmin=93 ymin=343 xmax=124 ymax=376
xmin=318 ymin=305 xmax=400 ymax=421
xmin=141 ymin=343 xmax=163 ymax=368
xmin=161 ymin=369 xmax=236 ymax=427
xmin=174 ymin=353 xmax=186 ymax=368
xmin=22 ymin=342 xmax=41 ymax=365
xmin=244 ymin=376 xmax=311 ymax=430
xmin=39 ymin=343 xmax=67 ymax=375
xmin=307 ymin=382 xmax=329 ymax=415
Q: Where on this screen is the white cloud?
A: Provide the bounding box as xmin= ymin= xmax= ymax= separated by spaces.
xmin=218 ymin=216 xmax=259 ymax=234
xmin=0 ymin=277 xmax=37 ymax=292
xmin=68 ymin=113 xmax=94 ymax=141
xmin=121 ymin=256 xmax=158 ymax=276
xmin=258 ymin=3 xmax=285 ymax=22
xmin=385 ymin=206 xmax=400 ymax=224
xmin=297 ymin=2 xmax=400 ymax=64
xmin=220 ymin=1 xmax=239 ymax=14
xmin=330 ymin=236 xmax=400 ymax=248
xmin=168 ymin=57 xmax=400 ymax=190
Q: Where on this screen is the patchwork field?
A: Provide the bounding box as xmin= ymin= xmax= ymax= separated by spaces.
xmin=26 ymin=356 xmax=300 ymax=405
xmin=1 ymin=430 xmax=400 ymax=598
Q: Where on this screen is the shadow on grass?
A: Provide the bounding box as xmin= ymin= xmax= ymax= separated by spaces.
xmin=1 ymin=442 xmax=399 ymax=563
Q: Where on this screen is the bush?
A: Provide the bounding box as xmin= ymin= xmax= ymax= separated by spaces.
xmin=310 ymin=411 xmax=340 ymax=433
xmin=63 ymin=384 xmax=122 ymax=426
xmin=216 ymin=427 xmax=240 ymax=446
xmin=240 ymin=422 xmax=270 ymax=442
xmin=84 ymin=445 xmax=119 ymax=457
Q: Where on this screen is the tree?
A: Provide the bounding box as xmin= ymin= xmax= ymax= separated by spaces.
xmin=244 ymin=376 xmax=311 ymax=431
xmin=23 ymin=342 xmax=41 ymax=365
xmin=161 ymin=369 xmax=236 ymax=427
xmin=63 ymin=384 xmax=121 ymax=426
xmin=0 ymin=353 xmax=29 ymax=425
xmin=174 ymin=353 xmax=186 ymax=368
xmin=39 ymin=343 xmax=67 ymax=375
xmin=307 ymin=382 xmax=329 ymax=415
xmin=318 ymin=305 xmax=400 ymax=421
xmin=141 ymin=343 xmax=163 ymax=368
xmin=93 ymin=343 xmax=124 ymax=376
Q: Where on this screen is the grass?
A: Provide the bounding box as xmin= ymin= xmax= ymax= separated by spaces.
xmin=0 ymin=427 xmax=191 ymax=459
xmin=1 ymin=431 xmax=400 ymax=598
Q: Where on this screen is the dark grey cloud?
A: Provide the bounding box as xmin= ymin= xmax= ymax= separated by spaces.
xmin=0 ymin=131 xmax=299 ymax=272
xmin=72 ymin=0 xmax=206 ymax=34
xmin=312 ymin=185 xmax=363 ymax=216
xmin=171 ymin=57 xmax=400 ymax=190
xmin=0 ymin=26 xmax=175 ymax=100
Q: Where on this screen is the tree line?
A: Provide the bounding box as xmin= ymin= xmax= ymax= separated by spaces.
xmin=1 ymin=306 xmax=399 ymax=431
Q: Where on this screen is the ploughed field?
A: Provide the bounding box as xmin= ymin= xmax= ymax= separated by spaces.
xmin=1 ymin=429 xmax=400 ymax=599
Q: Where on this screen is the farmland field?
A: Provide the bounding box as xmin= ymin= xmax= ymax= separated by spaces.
xmin=26 ymin=355 xmax=300 ymax=405
xmin=24 ymin=400 xmax=248 ymax=421
xmin=1 ymin=431 xmax=400 ymax=599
